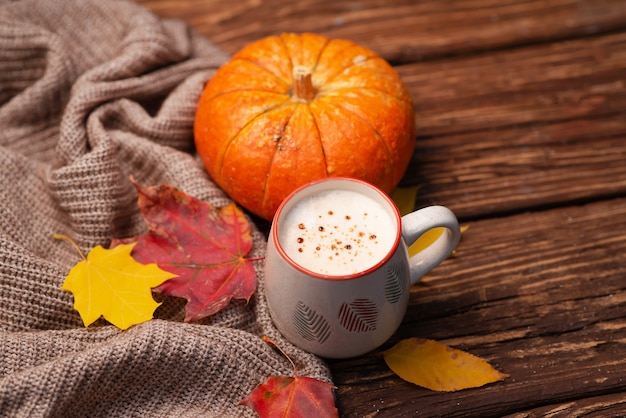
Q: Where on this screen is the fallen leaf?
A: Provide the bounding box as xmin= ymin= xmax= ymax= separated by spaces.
xmin=128 ymin=181 xmax=258 ymax=322
xmin=391 ymin=186 xmax=469 ymax=257
xmin=383 ymin=338 xmax=508 ymax=392
xmin=57 ymin=235 xmax=176 ymax=330
xmin=407 ymin=225 xmax=469 ymax=257
xmin=240 ymin=375 xmax=338 ymax=418
xmin=240 ymin=337 xmax=339 ymax=418
xmin=391 ymin=185 xmax=421 ymax=216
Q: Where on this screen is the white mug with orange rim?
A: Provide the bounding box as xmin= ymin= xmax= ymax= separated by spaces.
xmin=264 ymin=177 xmax=461 ymax=358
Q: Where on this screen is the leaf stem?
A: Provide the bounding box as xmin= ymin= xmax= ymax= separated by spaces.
xmin=53 ymin=234 xmax=88 ymax=261
xmin=246 ymin=256 xmax=266 ymax=263
xmin=262 ymin=336 xmax=299 ymax=378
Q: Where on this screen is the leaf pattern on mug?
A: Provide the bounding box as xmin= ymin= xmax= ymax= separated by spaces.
xmin=338 ymin=298 xmax=378 ymax=333
xmin=293 ymin=301 xmax=331 ymax=344
xmin=385 ymin=261 xmax=408 ymax=304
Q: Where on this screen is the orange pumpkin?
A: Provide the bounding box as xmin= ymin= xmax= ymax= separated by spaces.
xmin=194 ymin=32 xmax=415 ymax=220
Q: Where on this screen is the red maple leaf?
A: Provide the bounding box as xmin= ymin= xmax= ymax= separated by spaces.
xmin=239 ymin=337 xmax=339 ymax=418
xmin=128 ymin=181 xmax=258 ymax=322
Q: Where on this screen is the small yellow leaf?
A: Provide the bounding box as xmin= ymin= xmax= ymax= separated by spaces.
xmin=383 ymin=338 xmax=508 ymax=392
xmin=391 ymin=186 xmax=442 ymax=257
xmin=391 ymin=187 xmax=469 ymax=258
xmin=409 ymin=227 xmax=445 ymax=257
xmin=409 ymin=225 xmax=469 ymax=258
xmin=60 ymin=242 xmax=177 ymax=330
xmin=391 ymin=185 xmax=420 ymax=216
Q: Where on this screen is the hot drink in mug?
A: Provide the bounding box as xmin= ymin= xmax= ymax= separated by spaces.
xmin=279 ymin=189 xmax=396 ymax=276
xmin=264 ymin=178 xmax=460 ymax=358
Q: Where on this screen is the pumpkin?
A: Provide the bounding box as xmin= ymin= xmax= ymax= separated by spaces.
xmin=194 ymin=32 xmax=415 ymax=220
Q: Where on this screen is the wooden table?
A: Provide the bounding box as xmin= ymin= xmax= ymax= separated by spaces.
xmin=138 ymin=1 xmax=626 ymax=416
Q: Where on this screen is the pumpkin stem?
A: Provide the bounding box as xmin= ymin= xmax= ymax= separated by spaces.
xmin=292 ymin=65 xmax=316 ymax=102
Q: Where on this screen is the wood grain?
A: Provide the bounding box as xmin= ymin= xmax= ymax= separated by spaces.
xmin=401 ymin=32 xmax=626 ymax=136
xmin=408 ymin=116 xmax=626 ymax=220
xmin=503 ymin=393 xmax=626 ymax=417
xmin=400 ymin=31 xmax=626 ymax=219
xmin=329 ymin=197 xmax=626 ymax=417
xmin=139 ymin=0 xmax=626 ymax=63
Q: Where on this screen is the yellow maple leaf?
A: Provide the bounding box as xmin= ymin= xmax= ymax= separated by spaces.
xmin=56 ymin=235 xmax=177 ymax=330
xmin=383 ymin=338 xmax=508 ymax=392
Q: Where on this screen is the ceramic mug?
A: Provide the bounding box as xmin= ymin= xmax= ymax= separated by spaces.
xmin=264 ymin=177 xmax=461 ymax=358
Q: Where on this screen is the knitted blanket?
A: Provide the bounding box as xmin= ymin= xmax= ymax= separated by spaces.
xmin=0 ymin=0 xmax=331 ymax=416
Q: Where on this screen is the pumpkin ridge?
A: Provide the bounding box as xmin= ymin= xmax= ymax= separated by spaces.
xmin=217 ymin=100 xmax=294 ymax=180
xmin=205 ymin=88 xmax=290 ymax=102
xmin=316 ymin=41 xmax=376 ymax=85
xmin=277 ymin=35 xmax=296 ymax=84
xmin=261 ymin=105 xmax=300 ymax=211
xmin=309 ymin=36 xmax=331 ymax=76
xmin=321 ymin=58 xmax=375 ymax=86
xmin=305 ymin=103 xmax=328 ymax=176
xmin=278 ymin=33 xmax=331 ymax=80
xmin=316 ymin=99 xmax=394 ymax=167
xmin=320 ymin=86 xmax=411 ymax=107
xmin=230 ymin=57 xmax=292 ymax=89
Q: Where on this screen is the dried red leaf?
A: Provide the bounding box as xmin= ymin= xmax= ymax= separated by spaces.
xmin=239 ymin=337 xmax=338 ymax=417
xmin=240 ymin=375 xmax=338 ymax=418
xmin=129 ymin=181 xmax=257 ymax=322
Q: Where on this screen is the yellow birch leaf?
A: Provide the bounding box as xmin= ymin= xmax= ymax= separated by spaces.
xmin=58 ymin=237 xmax=177 ymax=330
xmin=383 ymin=338 xmax=508 ymax=392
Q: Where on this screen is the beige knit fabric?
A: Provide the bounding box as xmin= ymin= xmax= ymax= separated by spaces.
xmin=0 ymin=0 xmax=331 ymax=416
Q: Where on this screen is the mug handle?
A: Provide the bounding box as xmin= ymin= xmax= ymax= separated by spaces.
xmin=401 ymin=205 xmax=461 ymax=285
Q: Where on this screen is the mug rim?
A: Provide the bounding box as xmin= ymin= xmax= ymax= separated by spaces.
xmin=271 ymin=177 xmax=402 ymax=281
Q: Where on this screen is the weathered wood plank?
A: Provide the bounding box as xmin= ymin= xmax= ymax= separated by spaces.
xmin=138 ymin=0 xmax=626 ymax=63
xmin=401 ymin=31 xmax=626 ymax=136
xmin=504 ymin=393 xmax=626 ymax=417
xmin=400 ymin=31 xmax=626 ymax=219
xmin=328 ymin=197 xmax=626 ymax=417
xmin=408 ymin=116 xmax=626 ymax=220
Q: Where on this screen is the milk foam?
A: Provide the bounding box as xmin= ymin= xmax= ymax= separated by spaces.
xmin=279 ymin=189 xmax=396 ymax=276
